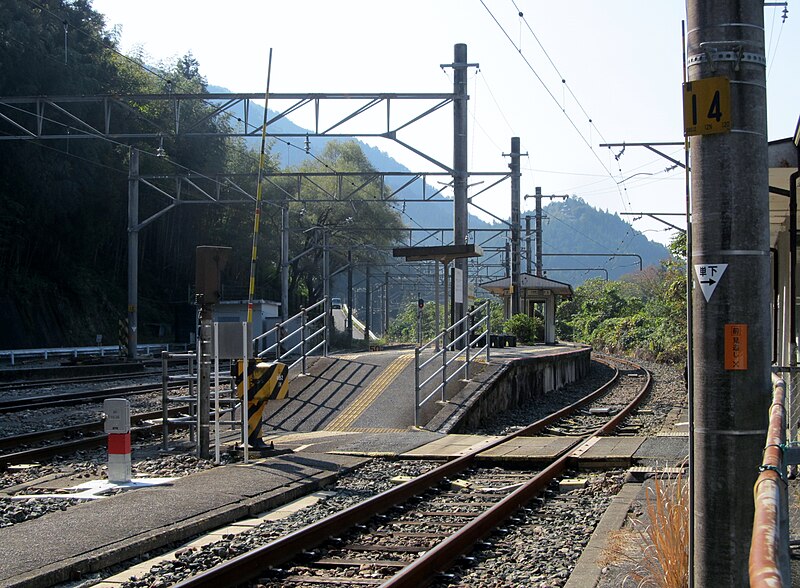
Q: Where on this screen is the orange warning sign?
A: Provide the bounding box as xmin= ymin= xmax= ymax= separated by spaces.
xmin=724 ymin=323 xmax=748 ymax=370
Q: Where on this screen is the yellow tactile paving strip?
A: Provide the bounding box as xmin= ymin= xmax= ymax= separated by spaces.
xmin=324 ymin=353 xmax=414 ymax=431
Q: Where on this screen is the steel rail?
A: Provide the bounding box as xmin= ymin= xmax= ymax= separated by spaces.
xmin=0 ymin=407 xmax=191 ymax=469
xmin=384 ymin=360 xmax=652 ymax=587
xmin=172 ymin=357 xmax=650 ymax=588
xmin=0 ymin=381 xmax=185 ymax=413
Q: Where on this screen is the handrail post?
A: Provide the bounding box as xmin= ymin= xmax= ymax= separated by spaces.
xmin=414 ymin=347 xmax=420 ymax=427
xmin=486 ymin=303 xmax=491 ymax=363
xmin=161 ymin=350 xmax=169 ymax=450
xmin=465 ymin=315 xmax=471 ymax=380
xmin=441 ymin=330 xmax=448 ymax=402
xmin=324 ymin=295 xmax=329 ymax=358
xmin=276 ymin=319 xmax=282 ymax=362
xmin=301 ymin=307 xmax=307 ymax=374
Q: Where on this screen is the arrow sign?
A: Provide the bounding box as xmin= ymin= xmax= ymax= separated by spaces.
xmin=694 ymin=263 xmax=728 ymax=302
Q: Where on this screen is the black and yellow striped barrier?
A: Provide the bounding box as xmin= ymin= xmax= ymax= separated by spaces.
xmin=233 ymin=359 xmax=288 ymax=442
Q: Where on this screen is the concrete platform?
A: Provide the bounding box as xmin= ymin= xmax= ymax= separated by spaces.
xmin=0 ymin=453 xmax=367 ymax=588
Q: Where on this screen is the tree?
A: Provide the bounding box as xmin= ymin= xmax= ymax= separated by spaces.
xmin=284 ymin=140 xmax=405 ymax=312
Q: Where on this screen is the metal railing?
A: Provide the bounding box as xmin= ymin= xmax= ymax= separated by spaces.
xmin=0 ymin=343 xmax=183 ymax=366
xmin=254 ymin=298 xmax=328 ymax=372
xmin=749 ymin=375 xmax=791 ymax=587
xmin=413 ymin=301 xmax=490 ymax=426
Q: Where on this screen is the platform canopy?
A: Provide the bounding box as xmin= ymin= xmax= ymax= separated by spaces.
xmin=392 ymin=244 xmax=483 ymax=263
xmin=479 ymin=273 xmax=573 ymax=298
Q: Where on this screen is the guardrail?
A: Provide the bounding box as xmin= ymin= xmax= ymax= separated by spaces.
xmin=413 ymin=301 xmax=490 ymax=426
xmin=254 ymin=298 xmax=327 ymax=373
xmin=0 ymin=343 xmax=183 ymax=366
xmin=749 ymin=375 xmax=791 ymax=586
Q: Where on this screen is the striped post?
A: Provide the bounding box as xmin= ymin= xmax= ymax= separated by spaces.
xmin=103 ymin=398 xmax=131 ymax=483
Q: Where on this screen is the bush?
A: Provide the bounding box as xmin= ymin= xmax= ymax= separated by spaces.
xmin=503 ymin=313 xmax=543 ymax=344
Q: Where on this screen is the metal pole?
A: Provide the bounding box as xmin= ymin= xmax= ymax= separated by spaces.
xmin=443 ymin=262 xmax=450 ymax=345
xmin=127 ymin=148 xmax=139 ymax=360
xmin=281 ymin=203 xmax=289 ymax=322
xmin=535 ymin=187 xmax=543 ymax=276
xmin=434 ymin=262 xmax=440 ymax=352
xmin=242 ymin=322 xmax=249 ymax=463
xmin=323 ymin=229 xmax=330 ymax=350
xmin=161 ymin=350 xmax=169 ymax=450
xmin=197 ymin=305 xmax=211 ymax=459
xmin=687 ymin=1 xmax=769 ymax=584
xmin=417 ymin=292 xmax=422 ymax=347
xmin=453 ymin=43 xmax=469 ymax=347
xmin=525 ymin=215 xmax=532 ymax=275
xmin=510 ymin=137 xmax=521 ymax=314
xmin=347 ymin=250 xmax=354 ymax=344
xmin=414 ymin=347 xmax=420 ymax=427
xmin=213 ymin=321 xmax=220 ymax=464
xmin=365 ymin=266 xmax=371 ymax=342
xmin=384 ymin=271 xmax=389 ymax=336
xmin=301 ymin=308 xmax=307 ymax=374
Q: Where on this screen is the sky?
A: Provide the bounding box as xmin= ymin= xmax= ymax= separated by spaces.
xmin=91 ymin=0 xmax=799 ymax=246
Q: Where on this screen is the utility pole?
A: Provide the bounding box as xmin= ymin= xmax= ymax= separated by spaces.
xmin=508 ymin=137 xmax=522 ymax=314
xmin=525 ymin=215 xmax=532 ymax=275
xmin=127 ymin=148 xmax=139 ymax=360
xmin=446 ymin=43 xmax=477 ymax=347
xmin=524 ymin=188 xmax=568 ymax=276
xmin=686 ymin=1 xmax=769 ymax=585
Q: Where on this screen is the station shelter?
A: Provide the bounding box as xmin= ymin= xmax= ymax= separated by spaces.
xmin=479 ymin=274 xmax=573 ymax=345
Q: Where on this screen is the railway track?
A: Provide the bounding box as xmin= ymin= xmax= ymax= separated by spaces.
xmin=0 ymin=406 xmax=191 ymax=469
xmin=0 ymin=381 xmax=186 ymax=413
xmin=169 ymin=356 xmax=651 ymax=588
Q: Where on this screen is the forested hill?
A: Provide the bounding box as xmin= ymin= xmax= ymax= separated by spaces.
xmin=211 ymin=85 xmax=671 ymax=282
xmin=536 ymin=197 xmax=670 ymax=283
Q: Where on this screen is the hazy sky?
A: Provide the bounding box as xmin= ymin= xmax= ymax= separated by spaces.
xmin=91 ymin=0 xmax=798 ymax=246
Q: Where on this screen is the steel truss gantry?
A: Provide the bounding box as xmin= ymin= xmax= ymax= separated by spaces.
xmin=2 ymin=44 xmax=509 ymax=357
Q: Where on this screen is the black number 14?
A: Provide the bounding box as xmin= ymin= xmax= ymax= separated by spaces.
xmin=691 ymin=90 xmax=723 ymax=125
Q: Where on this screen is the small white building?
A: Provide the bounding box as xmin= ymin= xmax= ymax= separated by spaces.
xmin=214 ymin=300 xmax=281 ymax=353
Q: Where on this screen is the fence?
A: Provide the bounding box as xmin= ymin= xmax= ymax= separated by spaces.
xmin=413 ymin=301 xmax=490 ymax=426
xmin=254 ymin=298 xmax=328 ymax=373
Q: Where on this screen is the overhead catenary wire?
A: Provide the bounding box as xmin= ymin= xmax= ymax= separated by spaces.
xmin=478 ymin=0 xmax=628 ymax=212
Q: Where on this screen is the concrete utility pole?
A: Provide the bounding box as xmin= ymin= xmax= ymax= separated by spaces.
xmin=686 ymin=1 xmax=769 ymax=584
xmin=127 ymin=148 xmax=139 ymax=360
xmin=509 ymin=137 xmax=522 ymax=314
xmin=450 ymin=43 xmax=477 ymax=346
xmin=525 ymin=215 xmax=532 ymax=275
xmin=524 ymin=188 xmax=568 ymax=276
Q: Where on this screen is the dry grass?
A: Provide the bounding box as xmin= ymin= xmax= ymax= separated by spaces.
xmin=600 ymin=473 xmax=689 ymax=588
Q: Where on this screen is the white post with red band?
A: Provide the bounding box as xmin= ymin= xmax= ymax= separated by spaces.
xmin=103 ymin=398 xmax=131 ymax=483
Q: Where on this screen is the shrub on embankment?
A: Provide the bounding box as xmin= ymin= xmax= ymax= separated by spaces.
xmin=556 ymin=234 xmax=687 ymax=364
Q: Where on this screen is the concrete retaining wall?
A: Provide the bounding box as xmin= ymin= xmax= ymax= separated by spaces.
xmin=429 ymin=345 xmax=592 ymax=433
